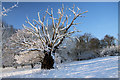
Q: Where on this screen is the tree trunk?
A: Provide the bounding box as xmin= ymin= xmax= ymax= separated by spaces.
xmin=31 ymin=63 xmax=35 ymax=68
xmin=41 ymin=52 xmax=54 ymax=69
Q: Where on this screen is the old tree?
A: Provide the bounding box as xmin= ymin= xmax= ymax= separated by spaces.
xmin=22 ymin=5 xmax=88 ymax=69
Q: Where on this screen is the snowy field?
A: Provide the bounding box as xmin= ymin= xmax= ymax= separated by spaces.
xmin=1 ymin=56 xmax=118 ymax=78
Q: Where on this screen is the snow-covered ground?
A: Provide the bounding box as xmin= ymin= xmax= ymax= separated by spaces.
xmin=1 ymin=56 xmax=118 ymax=78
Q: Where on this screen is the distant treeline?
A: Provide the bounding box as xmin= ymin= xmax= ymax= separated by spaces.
xmin=75 ymin=33 xmax=116 ymax=51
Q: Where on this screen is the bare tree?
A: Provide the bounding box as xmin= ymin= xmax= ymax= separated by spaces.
xmin=22 ymin=5 xmax=88 ymax=69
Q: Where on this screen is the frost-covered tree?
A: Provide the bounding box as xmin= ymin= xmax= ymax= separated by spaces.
xmin=2 ymin=22 xmax=17 ymax=67
xmin=1 ymin=2 xmax=19 ymax=68
xmin=2 ymin=29 xmax=44 ymax=68
xmin=56 ymin=38 xmax=77 ymax=62
xmin=22 ymin=5 xmax=88 ymax=69
xmin=8 ymin=29 xmax=43 ymax=53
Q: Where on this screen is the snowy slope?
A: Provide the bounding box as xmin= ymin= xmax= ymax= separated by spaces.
xmin=2 ymin=56 xmax=118 ymax=78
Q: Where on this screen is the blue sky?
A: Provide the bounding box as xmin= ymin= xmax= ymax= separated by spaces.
xmin=2 ymin=2 xmax=118 ymax=40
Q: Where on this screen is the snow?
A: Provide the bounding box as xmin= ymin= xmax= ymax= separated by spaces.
xmin=2 ymin=56 xmax=118 ymax=78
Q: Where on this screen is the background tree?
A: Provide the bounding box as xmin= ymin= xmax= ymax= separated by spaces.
xmin=76 ymin=33 xmax=92 ymax=51
xmin=2 ymin=29 xmax=44 ymax=68
xmin=2 ymin=21 xmax=18 ymax=68
xmin=101 ymin=35 xmax=115 ymax=48
xmin=22 ymin=5 xmax=88 ymax=69
xmin=56 ymin=38 xmax=77 ymax=62
xmin=89 ymin=37 xmax=100 ymax=50
xmin=74 ymin=33 xmax=101 ymax=61
xmin=1 ymin=2 xmax=19 ymax=68
xmin=100 ymin=39 xmax=106 ymax=48
xmin=2 ymin=21 xmax=17 ymax=43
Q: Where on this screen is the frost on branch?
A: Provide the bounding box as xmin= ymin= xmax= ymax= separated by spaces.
xmin=23 ymin=5 xmax=88 ymax=55
xmin=7 ymin=29 xmax=44 ymax=53
xmin=1 ymin=2 xmax=18 ymax=16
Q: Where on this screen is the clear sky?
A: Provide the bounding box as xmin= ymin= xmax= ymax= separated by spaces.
xmin=2 ymin=2 xmax=118 ymax=40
